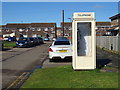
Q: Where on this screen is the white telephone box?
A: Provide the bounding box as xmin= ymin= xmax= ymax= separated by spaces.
xmin=72 ymin=12 xmax=96 ymax=70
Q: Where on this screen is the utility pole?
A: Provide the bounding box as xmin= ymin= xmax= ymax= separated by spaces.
xmin=62 ymin=10 xmax=64 ymax=37
xmin=118 ymin=1 xmax=120 ymax=36
xmin=55 ymin=25 xmax=57 ymax=38
xmin=118 ymin=14 xmax=120 ymax=36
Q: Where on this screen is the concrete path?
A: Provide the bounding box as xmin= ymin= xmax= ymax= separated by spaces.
xmin=43 ymin=48 xmax=119 ymax=69
xmin=42 ymin=59 xmax=71 ymax=68
xmin=96 ymin=48 xmax=119 ymax=69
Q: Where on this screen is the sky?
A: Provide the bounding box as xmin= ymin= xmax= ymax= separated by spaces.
xmin=2 ymin=2 xmax=119 ymax=27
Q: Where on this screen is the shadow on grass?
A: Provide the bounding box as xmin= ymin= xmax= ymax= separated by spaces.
xmin=96 ymin=59 xmax=111 ymax=69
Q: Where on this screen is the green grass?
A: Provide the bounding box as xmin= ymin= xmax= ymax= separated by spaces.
xmin=3 ymin=41 xmax=16 ymax=48
xmin=22 ymin=65 xmax=118 ymax=88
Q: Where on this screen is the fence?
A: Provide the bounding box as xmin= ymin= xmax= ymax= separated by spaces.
xmin=96 ymin=36 xmax=120 ymax=52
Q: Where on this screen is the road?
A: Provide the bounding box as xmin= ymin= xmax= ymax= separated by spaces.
xmin=2 ymin=42 xmax=50 ymax=89
xmin=1 ymin=41 xmax=120 ymax=89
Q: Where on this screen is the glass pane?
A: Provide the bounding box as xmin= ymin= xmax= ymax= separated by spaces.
xmin=54 ymin=41 xmax=70 ymax=45
xmin=77 ymin=22 xmax=91 ymax=56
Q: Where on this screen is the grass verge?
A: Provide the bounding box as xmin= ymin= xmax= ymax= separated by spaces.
xmin=3 ymin=41 xmax=16 ymax=48
xmin=21 ymin=65 xmax=118 ymax=88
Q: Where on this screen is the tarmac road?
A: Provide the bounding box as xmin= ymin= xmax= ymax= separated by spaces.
xmin=2 ymin=42 xmax=50 ymax=89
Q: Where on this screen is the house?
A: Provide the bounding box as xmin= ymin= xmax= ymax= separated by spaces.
xmin=60 ymin=22 xmax=72 ymax=40
xmin=31 ymin=23 xmax=57 ymax=38
xmin=1 ymin=23 xmax=57 ymax=39
xmin=96 ymin=22 xmax=111 ymax=36
xmin=109 ymin=13 xmax=120 ymax=36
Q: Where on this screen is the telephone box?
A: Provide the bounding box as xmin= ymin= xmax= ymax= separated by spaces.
xmin=72 ymin=12 xmax=96 ymax=70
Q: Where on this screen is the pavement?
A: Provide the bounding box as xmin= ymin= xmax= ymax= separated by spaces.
xmin=42 ymin=48 xmax=119 ymax=69
xmin=96 ymin=48 xmax=119 ymax=69
xmin=42 ymin=59 xmax=72 ymax=68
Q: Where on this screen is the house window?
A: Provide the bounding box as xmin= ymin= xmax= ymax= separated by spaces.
xmin=45 ymin=28 xmax=48 ymax=31
xmin=32 ymin=34 xmax=37 ymax=37
xmin=52 ymin=31 xmax=55 ymax=34
xmin=66 ymin=27 xmax=69 ymax=30
xmin=69 ymin=27 xmax=72 ymax=30
xmin=6 ymin=29 xmax=9 ymax=32
xmin=64 ymin=27 xmax=66 ymax=30
xmin=22 ymin=28 xmax=26 ymax=31
xmin=19 ymin=29 xmax=23 ymax=32
xmin=31 ymin=28 xmax=35 ymax=31
xmin=37 ymin=28 xmax=41 ymax=31
xmin=12 ymin=29 xmax=15 ymax=32
xmin=25 ymin=29 xmax=28 ymax=32
xmin=50 ymin=27 xmax=54 ymax=31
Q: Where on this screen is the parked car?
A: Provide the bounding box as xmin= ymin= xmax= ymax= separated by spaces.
xmin=52 ymin=37 xmax=56 ymax=41
xmin=16 ymin=37 xmax=31 ymax=47
xmin=38 ymin=37 xmax=44 ymax=44
xmin=4 ymin=36 xmax=9 ymax=41
xmin=49 ymin=37 xmax=72 ymax=62
xmin=8 ymin=36 xmax=16 ymax=42
xmin=44 ymin=37 xmax=50 ymax=41
xmin=34 ymin=37 xmax=39 ymax=45
xmin=29 ymin=37 xmax=36 ymax=46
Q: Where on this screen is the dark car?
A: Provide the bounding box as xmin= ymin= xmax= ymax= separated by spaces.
xmin=8 ymin=36 xmax=16 ymax=42
xmin=16 ymin=37 xmax=31 ymax=47
xmin=29 ymin=37 xmax=36 ymax=46
xmin=38 ymin=37 xmax=44 ymax=44
xmin=33 ymin=37 xmax=39 ymax=46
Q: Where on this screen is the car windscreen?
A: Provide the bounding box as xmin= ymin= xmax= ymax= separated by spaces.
xmin=54 ymin=41 xmax=70 ymax=45
xmin=18 ymin=38 xmax=27 ymax=41
xmin=38 ymin=38 xmax=42 ymax=40
xmin=29 ymin=38 xmax=34 ymax=41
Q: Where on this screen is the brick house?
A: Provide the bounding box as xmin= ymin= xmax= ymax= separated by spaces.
xmin=31 ymin=23 xmax=57 ymax=38
xmin=109 ymin=13 xmax=120 ymax=36
xmin=96 ymin=22 xmax=111 ymax=36
xmin=0 ymin=25 xmax=15 ymax=39
xmin=1 ymin=23 xmax=57 ymax=39
xmin=6 ymin=23 xmax=31 ymax=38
